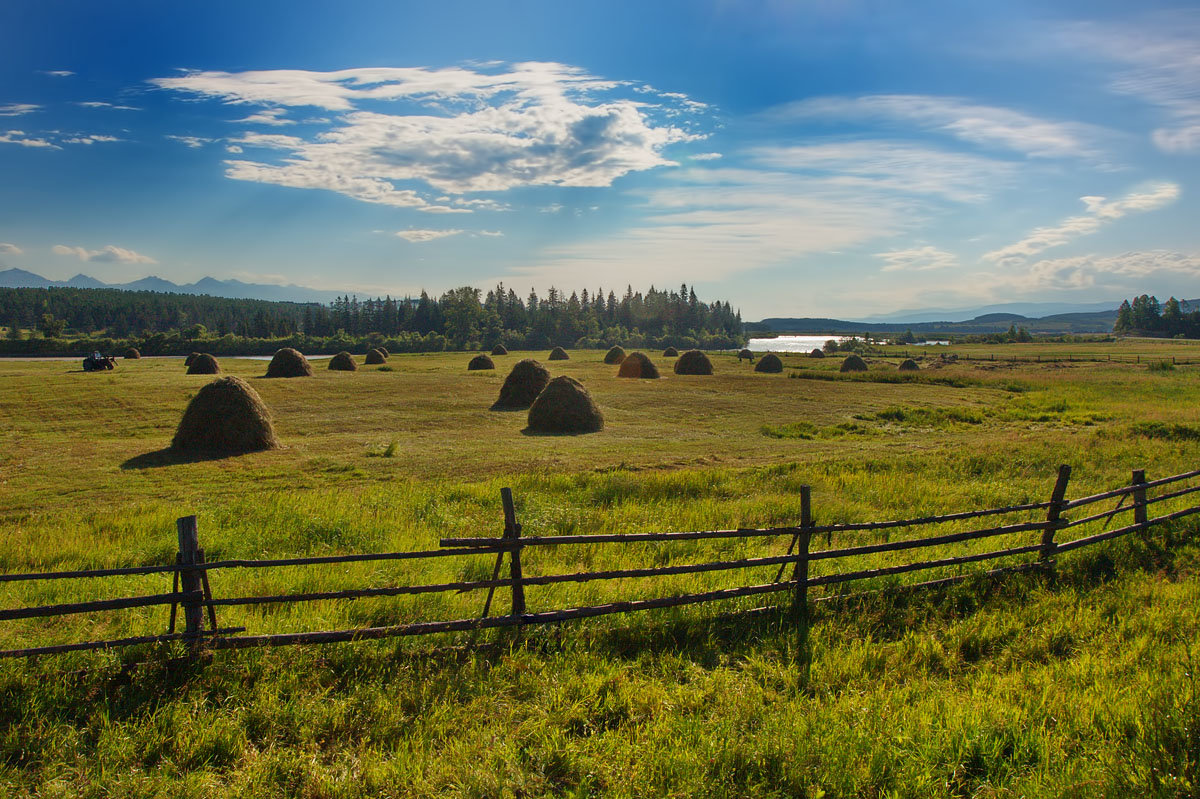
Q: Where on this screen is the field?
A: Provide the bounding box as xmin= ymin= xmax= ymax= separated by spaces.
xmin=1 ymin=343 xmax=1199 ymax=797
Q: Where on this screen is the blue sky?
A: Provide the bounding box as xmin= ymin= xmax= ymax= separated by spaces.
xmin=1 ymin=0 xmax=1198 ymax=318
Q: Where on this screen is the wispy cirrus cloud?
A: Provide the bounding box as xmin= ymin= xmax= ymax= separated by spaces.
xmin=52 ymin=244 xmax=157 ymax=264
xmin=233 ymin=108 xmax=294 ymax=126
xmin=394 ymin=229 xmax=464 ymax=242
xmin=1017 ymin=250 xmax=1200 ymax=290
xmin=875 ymin=246 xmax=959 ymax=273
xmin=77 ymin=101 xmax=142 ymax=111
xmin=0 ymin=104 xmax=40 ymax=117
xmin=165 ymin=134 xmax=215 ymax=148
xmin=40 ymin=70 xmax=74 ymax=77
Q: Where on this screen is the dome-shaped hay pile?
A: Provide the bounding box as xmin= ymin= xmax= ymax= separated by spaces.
xmin=548 ymin=346 xmax=569 ymax=361
xmin=527 ymin=376 xmax=604 ymax=434
xmin=754 ymin=353 xmax=783 ymax=373
xmin=738 ymin=348 xmax=754 ymax=361
xmin=603 ymin=346 xmax=626 ymax=365
xmin=617 ymin=352 xmax=660 ymax=379
xmin=492 ymin=359 xmax=551 ymax=410
xmin=125 ymin=347 xmax=140 ymax=359
xmin=468 ymin=354 xmax=495 ymax=371
xmin=376 ymin=346 xmax=389 ymax=357
xmin=491 ymin=344 xmax=508 ymax=356
xmin=840 ymin=354 xmax=868 ymax=372
xmin=808 ymin=348 xmax=825 ymax=359
xmin=186 ymin=353 xmax=220 ymax=375
xmin=663 ymin=346 xmax=679 ymax=357
xmin=898 ymin=358 xmax=920 ymax=372
xmin=266 ymin=347 xmax=313 ymax=378
xmin=171 ymin=376 xmax=279 ymax=454
xmin=364 ymin=348 xmax=387 ymax=365
xmin=328 ymin=351 xmax=358 ymax=371
xmin=184 ymin=352 xmax=200 ymax=367
xmin=674 ymin=349 xmax=713 ymax=375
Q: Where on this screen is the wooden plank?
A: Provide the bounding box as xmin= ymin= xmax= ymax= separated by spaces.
xmin=0 ymin=591 xmax=202 ymax=621
xmin=1132 ymin=470 xmax=1148 ymax=527
xmin=807 ymin=543 xmax=1043 ymax=589
xmin=177 ymin=517 xmax=203 ymax=640
xmin=1062 ymin=468 xmax=1200 ymax=510
xmin=502 ymin=488 xmax=525 ymax=617
xmin=809 ymin=521 xmax=1045 ymax=562
xmin=1040 ymin=465 xmax=1071 ymax=563
xmin=0 ymin=627 xmax=245 ymax=659
xmin=1055 ymin=504 xmax=1200 ymax=553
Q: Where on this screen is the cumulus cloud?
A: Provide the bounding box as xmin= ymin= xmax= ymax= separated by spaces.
xmin=52 ymin=244 xmax=158 ymax=264
xmin=152 ymin=62 xmax=705 ymax=212
xmin=0 ymin=243 xmax=22 ymax=255
xmin=394 ymin=229 xmax=464 ymax=242
xmin=983 ymin=182 xmax=1180 ymax=266
xmin=0 ymin=130 xmax=58 ymax=149
xmin=875 ymin=246 xmax=959 ymax=272
xmin=61 ymin=134 xmax=121 ymax=145
xmin=0 ymin=104 xmax=40 ymax=116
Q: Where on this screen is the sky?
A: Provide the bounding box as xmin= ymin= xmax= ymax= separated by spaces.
xmin=1 ymin=0 xmax=1198 ymax=319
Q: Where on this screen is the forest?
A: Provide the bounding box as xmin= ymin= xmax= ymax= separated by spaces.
xmin=1113 ymin=294 xmax=1200 ymax=337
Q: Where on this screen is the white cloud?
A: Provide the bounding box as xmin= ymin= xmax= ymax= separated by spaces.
xmin=0 ymin=130 xmax=58 ymax=149
xmin=983 ymin=181 xmax=1180 ymax=266
xmin=225 ymin=144 xmax=243 ymax=153
xmin=876 ymin=246 xmax=959 ymax=272
xmin=77 ymin=101 xmax=142 ymax=111
xmin=61 ymin=134 xmax=122 ymax=145
xmin=233 ymin=108 xmax=294 ymax=126
xmin=477 ymin=230 xmax=504 ymax=237
xmin=539 ymin=204 xmax=564 ymax=214
xmin=774 ymin=95 xmax=1108 ymax=159
xmin=394 ymin=229 xmax=464 ymax=242
xmin=1018 ymin=250 xmax=1200 ymax=289
xmin=691 ymin=152 xmax=722 ymax=160
xmin=52 ymin=244 xmax=158 ymax=264
xmin=0 ymin=243 xmax=22 ymax=255
xmin=165 ymin=135 xmax=215 ymax=148
xmin=41 ymin=70 xmax=74 ymax=77
xmin=0 ymin=104 xmax=40 ymax=116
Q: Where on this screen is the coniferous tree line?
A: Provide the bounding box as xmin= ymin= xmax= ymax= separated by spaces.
xmin=1113 ymin=295 xmax=1200 ymax=338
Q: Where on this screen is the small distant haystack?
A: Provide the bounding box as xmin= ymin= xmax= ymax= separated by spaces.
xmin=376 ymin=346 xmax=389 ymax=357
xmin=808 ymin=348 xmax=825 ymax=359
xmin=663 ymin=346 xmax=679 ymax=357
xmin=468 ymin=354 xmax=495 ymax=371
xmin=898 ymin=358 xmax=920 ymax=372
xmin=754 ymin=353 xmax=783 ymax=373
xmin=840 ymin=354 xmax=868 ymax=372
xmin=617 ymin=352 xmax=660 ymax=379
xmin=125 ymin=347 xmax=140 ymax=360
xmin=674 ymin=349 xmax=713 ymax=375
xmin=738 ymin=348 xmax=754 ymax=362
xmin=492 ymin=359 xmax=551 ymax=410
xmin=527 ymin=376 xmax=603 ymax=434
xmin=184 ymin=352 xmax=200 ymax=367
xmin=186 ymin=353 xmax=220 ymax=375
xmin=328 ymin=351 xmax=358 ymax=371
xmin=548 ymin=346 xmax=569 ymax=361
xmin=364 ymin=348 xmax=387 ymax=365
xmin=171 ymin=376 xmax=279 ymax=454
xmin=491 ymin=344 xmax=508 ymax=356
xmin=604 ymin=346 xmax=627 ymax=365
xmin=266 ymin=347 xmax=313 ymax=378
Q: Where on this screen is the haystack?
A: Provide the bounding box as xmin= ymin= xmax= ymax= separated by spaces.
xmin=738 ymin=348 xmax=754 ymax=361
xmin=527 ymin=376 xmax=603 ymax=434
xmin=898 ymin=358 xmax=920 ymax=372
xmin=754 ymin=353 xmax=783 ymax=373
xmin=840 ymin=354 xmax=868 ymax=372
xmin=266 ymin=347 xmax=313 ymax=378
xmin=548 ymin=346 xmax=569 ymax=361
xmin=663 ymin=346 xmax=679 ymax=357
xmin=491 ymin=344 xmax=508 ymax=356
xmin=125 ymin=347 xmax=140 ymax=359
xmin=617 ymin=352 xmax=660 ymax=379
xmin=808 ymin=348 xmax=825 ymax=359
xmin=376 ymin=346 xmax=389 ymax=357
xmin=468 ymin=354 xmax=495 ymax=371
xmin=171 ymin=376 xmax=279 ymax=454
xmin=492 ymin=359 xmax=551 ymax=410
xmin=364 ymin=348 xmax=387 ymax=365
xmin=186 ymin=353 xmax=220 ymax=375
xmin=328 ymin=351 xmax=358 ymax=371
xmin=674 ymin=349 xmax=713 ymax=375
xmin=184 ymin=352 xmax=200 ymax=367
xmin=604 ymin=346 xmax=626 ymax=365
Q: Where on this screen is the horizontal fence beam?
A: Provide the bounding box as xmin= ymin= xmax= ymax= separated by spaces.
xmin=0 ymin=627 xmax=245 ymax=659
xmin=809 ymin=544 xmax=1043 ymax=588
xmin=1062 ymin=468 xmax=1200 ymax=510
xmin=1055 ymin=504 xmax=1200 ymax=553
xmin=0 ymin=591 xmax=202 ymax=622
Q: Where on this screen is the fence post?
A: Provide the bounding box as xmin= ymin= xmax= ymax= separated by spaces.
xmin=1040 ymin=465 xmax=1072 ymax=568
xmin=175 ymin=516 xmax=204 ymax=651
xmin=791 ymin=485 xmax=813 ymax=681
xmin=501 ymin=488 xmax=526 ymax=617
xmin=1132 ymin=469 xmax=1148 ymax=528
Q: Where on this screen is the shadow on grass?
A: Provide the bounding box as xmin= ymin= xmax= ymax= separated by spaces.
xmin=121 ymin=447 xmax=251 ymax=470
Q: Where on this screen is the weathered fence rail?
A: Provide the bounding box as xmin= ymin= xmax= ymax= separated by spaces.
xmin=2 ymin=464 xmax=1198 ymax=661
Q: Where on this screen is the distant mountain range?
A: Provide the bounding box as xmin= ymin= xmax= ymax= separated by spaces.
xmin=854 ymin=300 xmax=1125 ymax=324
xmin=0 ymin=267 xmax=346 ymax=304
xmin=747 ymin=309 xmax=1126 ymax=336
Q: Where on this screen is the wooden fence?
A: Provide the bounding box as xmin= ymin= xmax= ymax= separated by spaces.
xmin=2 ymin=465 xmax=1199 ymax=662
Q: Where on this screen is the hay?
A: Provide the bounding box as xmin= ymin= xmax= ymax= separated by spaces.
xmin=674 ymin=349 xmax=713 ymax=375
xmin=492 ymin=358 xmax=551 ymax=410
xmin=184 ymin=352 xmax=200 ymax=367
xmin=738 ymin=348 xmax=754 ymax=361
xmin=603 ymin=346 xmax=626 ymax=365
xmin=548 ymin=346 xmax=569 ymax=361
xmin=840 ymin=354 xmax=868 ymax=372
xmin=364 ymin=348 xmax=387 ymax=365
xmin=468 ymin=354 xmax=495 ymax=371
xmin=527 ymin=376 xmax=604 ymax=434
xmin=328 ymin=351 xmax=358 ymax=371
xmin=491 ymin=344 xmax=508 ymax=356
xmin=663 ymin=346 xmax=679 ymax=357
xmin=125 ymin=347 xmax=140 ymax=359
xmin=265 ymin=347 xmax=313 ymax=378
xmin=376 ymin=346 xmax=389 ymax=357
xmin=808 ymin=348 xmax=825 ymax=359
xmin=186 ymin=353 xmax=220 ymax=375
xmin=171 ymin=376 xmax=279 ymax=454
xmin=617 ymin=352 xmax=660 ymax=379
xmin=898 ymin=358 xmax=920 ymax=371
xmin=754 ymin=353 xmax=783 ymax=373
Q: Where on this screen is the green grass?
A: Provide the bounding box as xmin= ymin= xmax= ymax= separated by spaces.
xmin=1 ymin=346 xmax=1199 ymax=797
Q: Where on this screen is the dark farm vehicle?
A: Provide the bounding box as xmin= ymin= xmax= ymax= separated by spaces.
xmin=82 ymin=353 xmax=117 ymax=372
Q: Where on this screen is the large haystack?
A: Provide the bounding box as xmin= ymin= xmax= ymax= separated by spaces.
xmin=492 ymin=359 xmax=551 ymax=410
xmin=364 ymin=348 xmax=387 ymax=365
xmin=604 ymin=346 xmax=627 ymax=365
xmin=898 ymin=358 xmax=920 ymax=372
xmin=171 ymin=376 xmax=279 ymax=454
xmin=265 ymin=347 xmax=313 ymax=378
xmin=841 ymin=354 xmax=868 ymax=372
xmin=674 ymin=349 xmax=713 ymax=375
xmin=184 ymin=352 xmax=200 ymax=367
xmin=491 ymin=344 xmax=508 ymax=356
xmin=548 ymin=346 xmax=569 ymax=361
xmin=754 ymin=353 xmax=783 ymax=373
xmin=186 ymin=353 xmax=220 ymax=375
xmin=328 ymin=351 xmax=358 ymax=371
xmin=617 ymin=352 xmax=660 ymax=379
xmin=808 ymin=348 xmax=825 ymax=359
xmin=468 ymin=354 xmax=495 ymax=371
xmin=125 ymin=347 xmax=140 ymax=359
xmin=663 ymin=346 xmax=679 ymax=357
xmin=527 ymin=376 xmax=603 ymax=434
